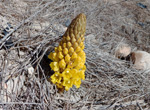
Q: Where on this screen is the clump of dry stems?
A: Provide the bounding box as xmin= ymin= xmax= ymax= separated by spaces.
xmin=0 ymin=0 xmax=150 ymax=109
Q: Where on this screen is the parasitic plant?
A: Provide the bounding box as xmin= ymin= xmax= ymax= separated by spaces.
xmin=48 ymin=13 xmax=86 ymax=91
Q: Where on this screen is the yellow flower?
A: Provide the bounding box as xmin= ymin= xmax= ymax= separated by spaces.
xmin=70 ymin=69 xmax=81 ymax=88
xmin=67 ymin=42 xmax=72 ymax=48
xmin=79 ymin=42 xmax=85 ymax=50
xmin=70 ymin=69 xmax=84 ymax=88
xmin=55 ymin=47 xmax=58 ymax=53
xmin=71 ymin=52 xmax=77 ymax=60
xmin=50 ymin=62 xmax=59 ymax=71
xmin=78 ymin=70 xmax=85 ymax=80
xmin=66 ymin=36 xmax=71 ymax=41
xmin=51 ymin=72 xmax=62 ymax=84
xmin=71 ymin=37 xmax=76 ymax=43
xmin=48 ymin=52 xmax=59 ymax=61
xmin=82 ymin=65 xmax=86 ymax=71
xmin=70 ymin=69 xmax=78 ymax=78
xmin=58 ymin=46 xmax=62 ymax=51
xmin=73 ymin=42 xmax=78 ymax=49
xmin=75 ymin=62 xmax=84 ymax=70
xmin=48 ymin=52 xmax=53 ymax=60
xmin=63 ymin=43 xmax=67 ymax=48
xmin=69 ymin=47 xmax=74 ymax=55
xmin=78 ymin=50 xmax=85 ymax=57
xmin=56 ymin=83 xmax=63 ymax=89
xmin=67 ymin=61 xmax=74 ymax=69
xmin=58 ymin=52 xmax=64 ymax=59
xmin=62 ymin=68 xmax=72 ymax=80
xmin=75 ymin=46 xmax=81 ymax=53
xmin=65 ymin=54 xmax=71 ymax=63
xmin=63 ymin=79 xmax=73 ymax=91
xmin=73 ymin=57 xmax=82 ymax=67
xmin=63 ymin=48 xmax=68 ymax=55
xmin=59 ymin=59 xmax=66 ymax=69
xmin=73 ymin=78 xmax=81 ymax=88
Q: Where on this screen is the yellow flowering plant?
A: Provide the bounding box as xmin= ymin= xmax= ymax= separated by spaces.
xmin=48 ymin=13 xmax=86 ymax=91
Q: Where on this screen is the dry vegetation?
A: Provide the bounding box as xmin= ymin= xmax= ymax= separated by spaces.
xmin=0 ymin=0 xmax=150 ymax=109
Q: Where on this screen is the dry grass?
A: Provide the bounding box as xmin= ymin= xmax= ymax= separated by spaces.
xmin=0 ymin=0 xmax=150 ymax=109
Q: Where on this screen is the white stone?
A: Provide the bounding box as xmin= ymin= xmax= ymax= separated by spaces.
xmin=115 ymin=43 xmax=131 ymax=58
xmin=131 ymin=51 xmax=150 ymax=70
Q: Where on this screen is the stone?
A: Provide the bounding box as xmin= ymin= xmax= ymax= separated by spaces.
xmin=115 ymin=43 xmax=131 ymax=59
xmin=131 ymin=51 xmax=150 ymax=70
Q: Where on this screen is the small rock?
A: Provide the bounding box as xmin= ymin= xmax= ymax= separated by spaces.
xmin=131 ymin=51 xmax=150 ymax=70
xmin=28 ymin=66 xmax=34 ymax=75
xmin=115 ymin=43 xmax=131 ymax=59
